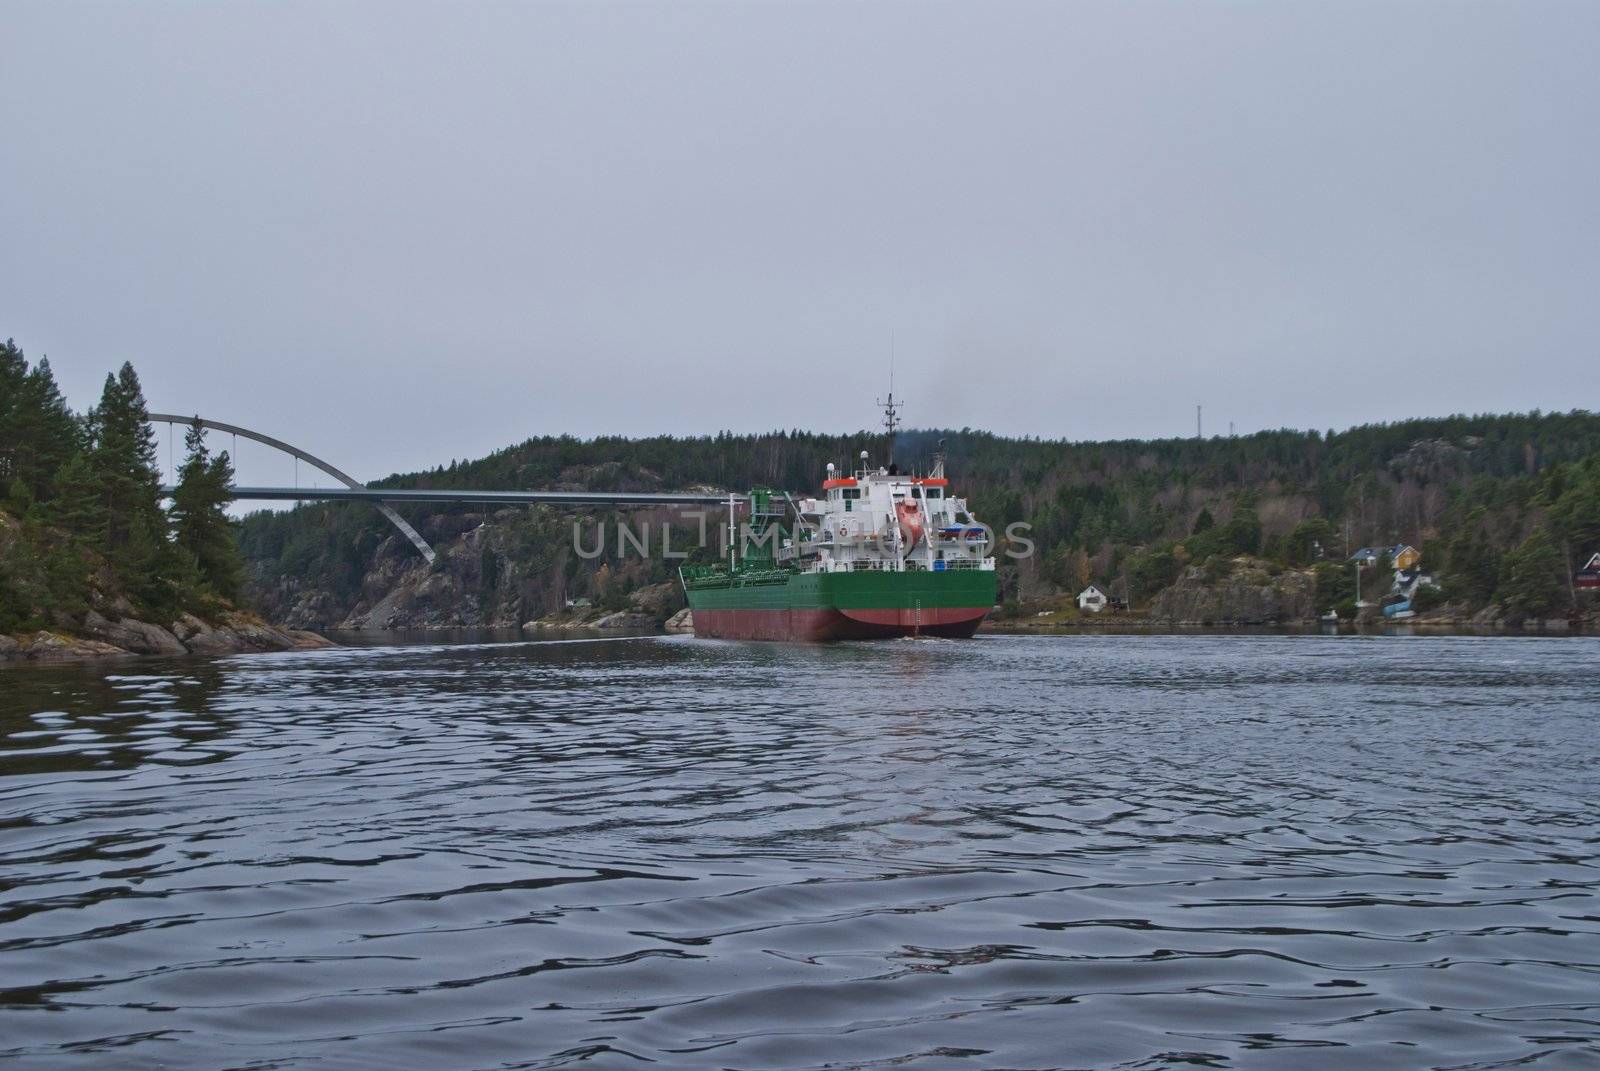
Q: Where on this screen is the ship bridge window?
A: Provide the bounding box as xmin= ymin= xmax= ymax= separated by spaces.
xmin=842 ymin=488 xmax=861 ymax=500
xmin=926 ymin=487 xmax=942 ymax=499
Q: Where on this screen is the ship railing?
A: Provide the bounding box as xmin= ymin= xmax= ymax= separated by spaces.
xmin=680 ymin=562 xmax=795 ymax=588
xmin=813 ymin=555 xmax=992 ymax=575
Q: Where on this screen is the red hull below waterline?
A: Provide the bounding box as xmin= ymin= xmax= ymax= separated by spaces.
xmin=691 ymin=605 xmax=990 ymax=642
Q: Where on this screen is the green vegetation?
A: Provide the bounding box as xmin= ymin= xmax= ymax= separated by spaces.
xmin=240 ymin=408 xmax=1600 ymax=626
xmin=170 ymin=422 xmax=246 ymax=603
xmin=0 ymin=339 xmax=242 ymax=635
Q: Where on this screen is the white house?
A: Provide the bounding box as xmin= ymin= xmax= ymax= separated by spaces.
xmin=1077 ymin=585 xmax=1107 ymax=613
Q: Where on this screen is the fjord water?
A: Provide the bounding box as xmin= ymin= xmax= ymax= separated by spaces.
xmin=2 ymin=635 xmax=1598 ymax=1070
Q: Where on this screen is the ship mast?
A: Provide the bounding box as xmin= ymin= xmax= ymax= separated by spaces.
xmin=876 ymin=382 xmax=902 ymax=469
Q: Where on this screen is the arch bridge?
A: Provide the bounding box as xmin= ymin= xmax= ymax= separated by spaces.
xmin=150 ymin=414 xmax=735 ymax=564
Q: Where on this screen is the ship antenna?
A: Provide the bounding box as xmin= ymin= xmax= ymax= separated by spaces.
xmin=876 ymin=363 xmax=902 ymax=468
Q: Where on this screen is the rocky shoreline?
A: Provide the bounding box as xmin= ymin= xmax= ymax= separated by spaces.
xmin=2 ymin=609 xmax=334 ymax=665
xmin=520 ymin=605 xmax=695 ymax=634
xmin=984 ymin=614 xmax=1587 ymax=635
xmin=989 ymin=558 xmax=1595 ymax=635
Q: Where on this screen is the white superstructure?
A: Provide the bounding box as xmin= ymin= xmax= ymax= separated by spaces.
xmin=780 ymin=449 xmax=996 ymax=575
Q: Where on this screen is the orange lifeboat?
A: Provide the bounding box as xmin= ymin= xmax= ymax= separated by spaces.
xmin=894 ymin=498 xmax=924 ymax=552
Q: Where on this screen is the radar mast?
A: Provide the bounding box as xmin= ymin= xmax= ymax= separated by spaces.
xmin=876 ymin=372 xmax=902 ymax=468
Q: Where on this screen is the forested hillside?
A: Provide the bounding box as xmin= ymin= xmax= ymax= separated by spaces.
xmin=239 ymin=409 xmax=1600 ymax=629
xmin=7 ymin=330 xmax=1597 ymax=637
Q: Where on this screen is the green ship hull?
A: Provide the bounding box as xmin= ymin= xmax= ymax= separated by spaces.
xmin=684 ymin=566 xmax=996 ymax=641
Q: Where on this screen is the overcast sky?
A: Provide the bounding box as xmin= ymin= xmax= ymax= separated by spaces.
xmin=3 ymin=1 xmax=1596 ymax=486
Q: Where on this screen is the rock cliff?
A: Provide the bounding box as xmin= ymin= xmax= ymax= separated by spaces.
xmin=1149 ymin=560 xmax=1315 ymax=626
xmin=252 ymin=509 xmax=686 ymax=631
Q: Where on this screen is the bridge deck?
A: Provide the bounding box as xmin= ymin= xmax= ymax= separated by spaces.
xmin=187 ymin=486 xmax=739 ymax=507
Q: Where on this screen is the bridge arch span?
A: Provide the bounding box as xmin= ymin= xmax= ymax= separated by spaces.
xmin=149 ymin=413 xmax=437 ymax=563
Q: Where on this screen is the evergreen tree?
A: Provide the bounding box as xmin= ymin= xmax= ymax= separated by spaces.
xmin=1546 ymin=458 xmax=1600 ymax=567
xmin=1312 ymin=560 xmax=1357 ymax=615
xmin=0 ymin=342 xmax=81 ymax=503
xmin=1498 ymin=531 xmax=1567 ymax=620
xmin=122 ymin=509 xmax=186 ymax=621
xmin=0 ymin=526 xmax=47 ymax=633
xmin=82 ymin=362 xmax=181 ymax=617
xmin=1442 ymin=513 xmax=1500 ymax=608
xmin=1222 ymin=505 xmax=1262 ymax=556
xmin=170 ymin=420 xmax=244 ymax=601
xmin=0 ymin=340 xmax=28 ymax=486
xmin=85 ymin=362 xmax=164 ymax=553
xmin=1284 ymin=518 xmax=1339 ymax=565
xmin=45 ymin=453 xmax=108 ymax=544
xmin=18 ymin=358 xmax=82 ymax=502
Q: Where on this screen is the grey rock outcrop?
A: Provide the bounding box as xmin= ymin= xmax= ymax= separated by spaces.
xmin=3 ymin=613 xmax=334 ymax=665
xmin=175 ymin=611 xmax=334 ymax=654
xmin=626 ymin=582 xmax=681 ymax=619
xmin=1151 ymin=562 xmax=1315 ymax=625
xmin=664 ymin=608 xmax=693 ymax=632
xmin=17 ymin=631 xmax=135 ymax=661
xmin=82 ymin=610 xmax=187 ymax=656
xmin=593 ymin=611 xmax=657 ymax=629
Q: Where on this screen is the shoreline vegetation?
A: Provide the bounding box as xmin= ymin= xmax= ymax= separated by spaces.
xmin=1 ymin=340 xmax=332 ymax=665
xmin=6 ymin=334 xmax=1599 ymax=659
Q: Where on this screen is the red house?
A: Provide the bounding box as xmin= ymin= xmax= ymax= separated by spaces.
xmin=1578 ymin=552 xmax=1600 ymax=590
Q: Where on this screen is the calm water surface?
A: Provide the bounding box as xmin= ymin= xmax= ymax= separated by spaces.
xmin=2 ymin=634 xmax=1598 ymax=1070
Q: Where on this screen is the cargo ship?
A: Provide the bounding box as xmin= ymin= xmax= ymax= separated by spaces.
xmin=679 ymin=399 xmax=997 ymax=641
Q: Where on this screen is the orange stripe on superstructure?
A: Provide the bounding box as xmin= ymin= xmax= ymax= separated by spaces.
xmin=821 ymin=478 xmax=858 ymax=489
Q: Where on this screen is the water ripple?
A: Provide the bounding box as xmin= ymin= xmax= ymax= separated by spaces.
xmin=2 ymin=633 xmax=1598 ymax=1069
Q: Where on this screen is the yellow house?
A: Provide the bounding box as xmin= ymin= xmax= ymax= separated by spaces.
xmin=1352 ymin=544 xmax=1422 ymax=570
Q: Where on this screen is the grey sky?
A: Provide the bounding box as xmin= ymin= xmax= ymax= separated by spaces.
xmin=3 ymin=1 xmax=1596 ymax=486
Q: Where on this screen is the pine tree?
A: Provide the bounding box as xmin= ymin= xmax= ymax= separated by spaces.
xmin=1547 ymin=458 xmax=1600 ymax=565
xmin=1223 ymin=505 xmax=1262 ymax=556
xmin=86 ymin=362 xmax=164 ymax=553
xmin=18 ymin=358 xmax=82 ymax=502
xmin=0 ymin=342 xmax=82 ymax=504
xmin=122 ymin=508 xmax=185 ymax=622
xmin=0 ymin=340 xmax=27 ymax=487
xmin=1498 ymin=531 xmax=1567 ymax=619
xmin=170 ymin=420 xmax=244 ymax=601
xmin=83 ymin=362 xmax=180 ymax=616
xmin=0 ymin=527 xmax=48 ymax=633
xmin=44 ymin=453 xmax=107 ymax=544
xmin=1443 ymin=513 xmax=1500 ymax=608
